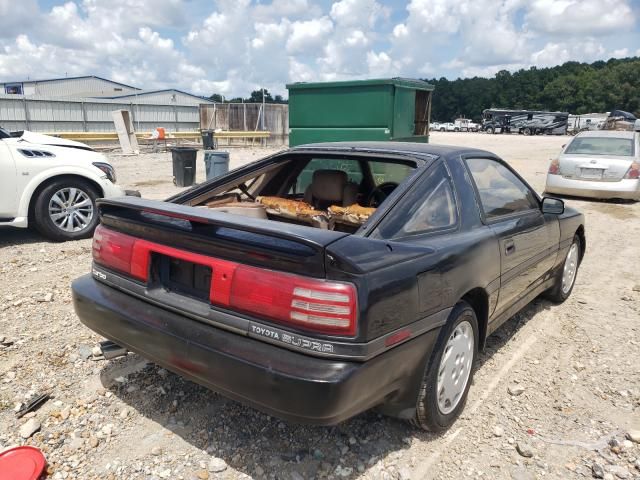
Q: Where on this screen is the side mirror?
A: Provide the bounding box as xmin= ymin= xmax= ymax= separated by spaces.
xmin=542 ymin=196 xmax=564 ymax=215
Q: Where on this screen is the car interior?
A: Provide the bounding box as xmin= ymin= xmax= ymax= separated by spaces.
xmin=188 ymin=155 xmax=417 ymax=233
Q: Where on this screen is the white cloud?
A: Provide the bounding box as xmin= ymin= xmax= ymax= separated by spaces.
xmin=530 ymin=40 xmax=606 ymax=67
xmin=253 ymin=0 xmax=321 ymax=22
xmin=0 ymin=0 xmax=637 ymax=97
xmin=366 ymin=51 xmax=393 ymax=76
xmin=525 ymin=0 xmax=635 ymax=35
xmin=286 ymin=17 xmax=333 ymax=54
xmin=611 ymin=48 xmax=630 ymax=57
xmin=330 ymin=0 xmax=388 ymax=29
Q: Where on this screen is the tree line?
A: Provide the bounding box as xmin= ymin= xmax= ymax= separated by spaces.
xmin=209 ymin=57 xmax=640 ymax=122
xmin=209 ymin=89 xmax=287 ymax=104
xmin=425 ymin=57 xmax=640 ymax=122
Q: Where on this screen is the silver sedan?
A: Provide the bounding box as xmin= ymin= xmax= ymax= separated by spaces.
xmin=545 ymin=129 xmax=640 ymax=200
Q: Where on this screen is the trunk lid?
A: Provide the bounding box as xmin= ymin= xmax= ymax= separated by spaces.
xmin=97 ymin=197 xmax=349 ymax=277
xmin=558 ymin=154 xmax=634 ymax=182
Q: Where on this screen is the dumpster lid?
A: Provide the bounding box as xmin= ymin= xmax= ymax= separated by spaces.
xmin=286 ymin=77 xmax=434 ymax=91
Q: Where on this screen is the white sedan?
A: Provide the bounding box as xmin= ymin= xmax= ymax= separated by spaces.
xmin=0 ymin=128 xmax=135 ymax=241
xmin=545 ymin=128 xmax=640 ymax=201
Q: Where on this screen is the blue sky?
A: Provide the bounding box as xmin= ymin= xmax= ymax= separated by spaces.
xmin=1 ymin=0 xmax=638 ymax=97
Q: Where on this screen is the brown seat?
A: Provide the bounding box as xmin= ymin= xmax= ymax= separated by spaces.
xmin=303 ymin=170 xmax=359 ymax=210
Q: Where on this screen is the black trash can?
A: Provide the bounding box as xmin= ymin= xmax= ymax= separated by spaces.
xmin=171 ymin=147 xmax=197 ymax=187
xmin=201 ymin=131 xmax=216 ymax=150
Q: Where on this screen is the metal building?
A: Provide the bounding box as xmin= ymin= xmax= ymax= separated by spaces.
xmin=0 ymin=75 xmax=140 ymax=98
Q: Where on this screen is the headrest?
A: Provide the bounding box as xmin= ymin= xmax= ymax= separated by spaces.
xmin=311 ymin=170 xmax=348 ymax=202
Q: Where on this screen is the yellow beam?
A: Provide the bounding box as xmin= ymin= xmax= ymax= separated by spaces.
xmin=43 ymin=131 xmax=271 ymax=142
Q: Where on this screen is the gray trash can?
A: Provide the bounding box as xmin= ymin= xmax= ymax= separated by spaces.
xmin=171 ymin=147 xmax=197 ymax=187
xmin=204 ymin=151 xmax=230 ymax=181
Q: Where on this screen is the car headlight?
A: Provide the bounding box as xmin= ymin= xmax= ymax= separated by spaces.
xmin=93 ymin=162 xmax=117 ymax=183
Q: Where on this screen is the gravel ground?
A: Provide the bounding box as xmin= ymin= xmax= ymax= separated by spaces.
xmin=1 ymin=133 xmax=639 ymax=480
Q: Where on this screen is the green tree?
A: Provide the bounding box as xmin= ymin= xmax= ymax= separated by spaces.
xmin=246 ymin=89 xmax=274 ymax=103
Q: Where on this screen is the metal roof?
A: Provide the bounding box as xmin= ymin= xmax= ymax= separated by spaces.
xmin=286 ymin=78 xmax=435 ymax=91
xmin=0 ymin=75 xmax=140 ymax=90
xmin=96 ymin=89 xmax=211 ymax=101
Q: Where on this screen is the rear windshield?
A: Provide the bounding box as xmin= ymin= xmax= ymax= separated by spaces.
xmin=565 ymin=137 xmax=635 ymax=156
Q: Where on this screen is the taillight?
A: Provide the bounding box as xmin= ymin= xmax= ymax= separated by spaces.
xmin=624 ymin=162 xmax=639 ymax=179
xmin=230 ymin=265 xmax=357 ymax=336
xmin=92 ymin=225 xmax=146 ymax=280
xmin=548 ymin=159 xmax=560 ymax=175
xmin=92 ymin=225 xmax=358 ymax=336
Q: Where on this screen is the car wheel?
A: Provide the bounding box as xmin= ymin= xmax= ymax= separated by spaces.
xmin=33 ymin=179 xmax=100 ymax=242
xmin=546 ymin=234 xmax=581 ymax=303
xmin=523 ymin=127 xmax=531 ymax=135
xmin=486 ymin=127 xmax=494 ymax=134
xmin=412 ymin=300 xmax=478 ymax=431
xmin=440 ymin=128 xmax=445 ymax=132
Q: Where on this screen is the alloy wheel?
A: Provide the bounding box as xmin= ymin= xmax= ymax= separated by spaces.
xmin=48 ymin=187 xmax=94 ymax=233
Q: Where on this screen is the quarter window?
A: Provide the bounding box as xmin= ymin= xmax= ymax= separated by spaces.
xmin=466 ymin=158 xmax=538 ymax=219
xmin=375 ymin=163 xmax=457 ymax=239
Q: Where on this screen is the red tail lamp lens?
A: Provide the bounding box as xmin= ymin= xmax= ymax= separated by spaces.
xmin=229 ymin=265 xmax=357 ymax=335
xmin=92 ymin=225 xmax=145 ymax=280
xmin=624 ymin=163 xmax=639 ymax=179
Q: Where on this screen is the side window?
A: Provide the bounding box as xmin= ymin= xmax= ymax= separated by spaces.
xmin=292 ymin=158 xmax=363 ymax=194
xmin=466 ymin=158 xmax=538 ymax=219
xmin=375 ymin=163 xmax=457 ymax=239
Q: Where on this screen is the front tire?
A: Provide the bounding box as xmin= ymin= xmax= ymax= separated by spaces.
xmin=546 ymin=234 xmax=581 ymax=303
xmin=33 ymin=179 xmax=100 ymax=242
xmin=412 ymin=301 xmax=478 ymax=431
xmin=486 ymin=126 xmax=494 ymax=134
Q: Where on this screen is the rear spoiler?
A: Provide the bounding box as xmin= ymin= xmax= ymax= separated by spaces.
xmin=96 ymin=197 xmax=350 ymax=277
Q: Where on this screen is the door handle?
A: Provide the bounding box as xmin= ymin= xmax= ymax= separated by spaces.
xmin=505 ymin=240 xmax=516 ymax=256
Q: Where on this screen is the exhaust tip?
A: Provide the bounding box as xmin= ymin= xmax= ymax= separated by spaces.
xmin=99 ymin=340 xmax=128 ymax=360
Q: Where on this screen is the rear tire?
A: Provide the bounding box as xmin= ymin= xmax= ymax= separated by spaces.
xmin=546 ymin=234 xmax=581 ymax=303
xmin=486 ymin=126 xmax=494 ymax=134
xmin=412 ymin=301 xmax=478 ymax=431
xmin=33 ymin=178 xmax=100 ymax=242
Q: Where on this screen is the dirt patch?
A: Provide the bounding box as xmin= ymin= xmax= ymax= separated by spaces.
xmin=586 ymin=201 xmax=638 ymax=220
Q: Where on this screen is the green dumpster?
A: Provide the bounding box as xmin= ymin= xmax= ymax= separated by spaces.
xmin=286 ymin=78 xmax=434 ymax=147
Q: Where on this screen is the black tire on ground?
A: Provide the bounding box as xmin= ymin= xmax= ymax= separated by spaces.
xmin=545 ymin=234 xmax=581 ymax=303
xmin=33 ymin=178 xmax=100 ymax=242
xmin=440 ymin=128 xmax=445 ymax=132
xmin=486 ymin=126 xmax=494 ymax=134
xmin=412 ymin=300 xmax=479 ymax=431
xmin=523 ymin=127 xmax=531 ymax=135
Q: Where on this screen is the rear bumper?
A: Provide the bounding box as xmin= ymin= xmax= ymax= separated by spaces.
xmin=72 ymin=275 xmax=439 ymax=425
xmin=545 ymin=175 xmax=640 ymax=200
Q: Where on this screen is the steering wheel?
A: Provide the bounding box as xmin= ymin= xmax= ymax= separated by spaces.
xmin=366 ymin=182 xmax=399 ymax=207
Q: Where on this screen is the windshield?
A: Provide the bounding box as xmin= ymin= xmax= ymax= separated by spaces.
xmin=565 ymin=137 xmax=635 ymax=156
xmin=0 ymin=127 xmax=10 ymax=139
